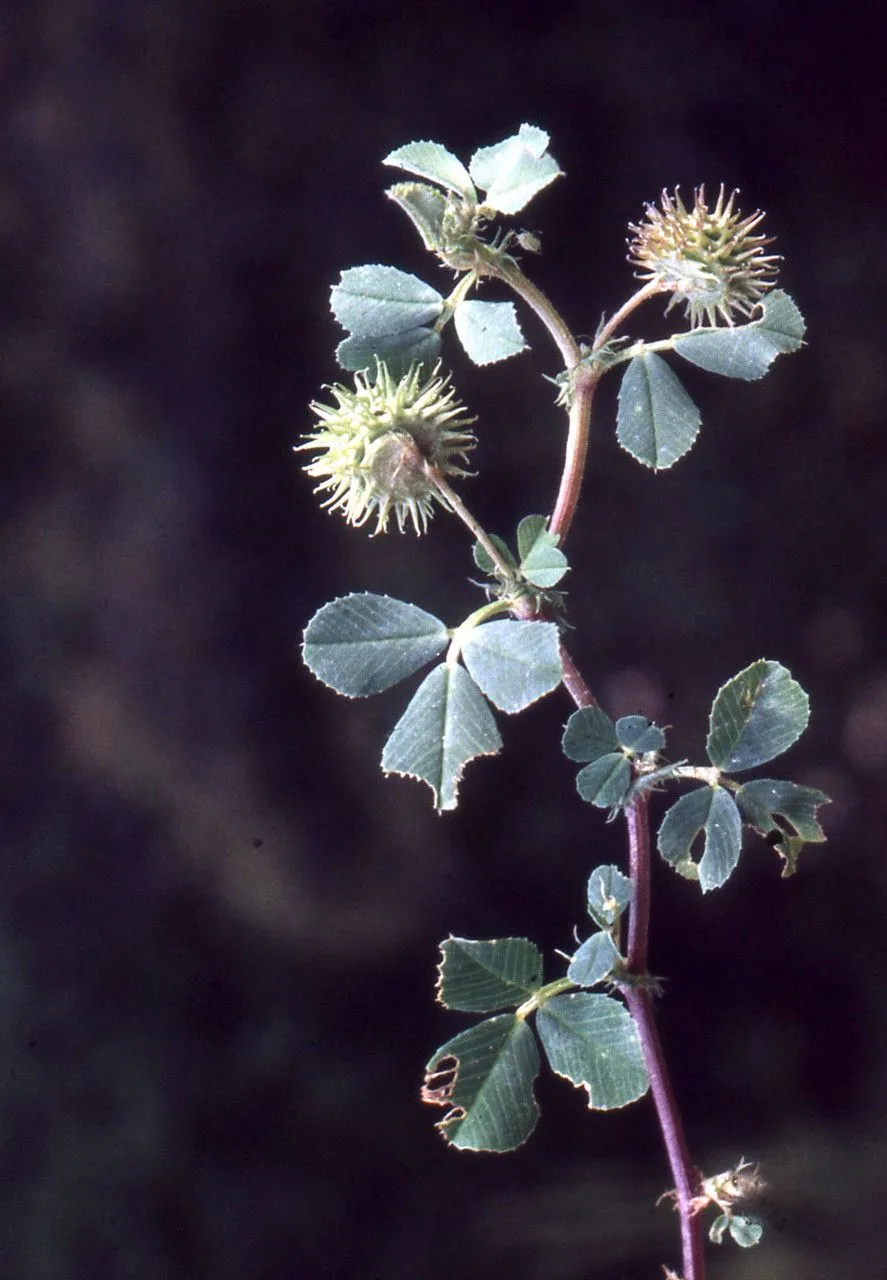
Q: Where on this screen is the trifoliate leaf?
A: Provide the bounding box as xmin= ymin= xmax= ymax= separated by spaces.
xmin=657 ymin=785 xmax=743 ymax=892
xmin=302 ymin=593 xmax=448 ymax=696
xmin=422 ymin=1015 xmax=540 ymax=1151
xmin=453 ymin=299 xmax=527 ymax=365
xmin=383 ymin=140 xmax=476 ymax=200
xmin=461 ymin=620 xmax=562 ymax=714
xmin=469 ymin=124 xmax=563 ymax=215
xmin=381 ymin=662 xmax=502 ymax=811
xmin=536 ymin=992 xmax=648 ymax=1109
xmin=516 ymin=515 xmax=569 ymax=588
xmin=706 ymin=660 xmax=810 ymax=772
xmin=331 ymin=265 xmax=443 ymax=338
xmin=562 ymin=706 xmax=619 ymax=763
xmin=617 ymin=351 xmax=702 ymax=470
xmin=436 ymin=937 xmax=543 ymax=1012
xmin=673 ymin=290 xmax=806 ymax=381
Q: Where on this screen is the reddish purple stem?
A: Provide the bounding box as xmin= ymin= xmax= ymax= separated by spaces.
xmin=560 ymin=644 xmax=705 ymax=1280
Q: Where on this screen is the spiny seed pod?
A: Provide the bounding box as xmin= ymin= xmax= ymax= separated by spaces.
xmin=627 ymin=185 xmax=780 ymax=328
xmin=298 ymin=361 xmax=476 ymax=535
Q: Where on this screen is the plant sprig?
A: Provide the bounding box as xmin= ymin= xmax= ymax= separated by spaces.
xmin=299 ymin=124 xmax=827 ymax=1280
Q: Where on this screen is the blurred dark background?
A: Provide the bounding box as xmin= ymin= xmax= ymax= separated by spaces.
xmin=2 ymin=3 xmax=885 ymax=1278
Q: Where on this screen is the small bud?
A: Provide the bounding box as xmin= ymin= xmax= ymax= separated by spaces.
xmin=298 ymin=362 xmax=476 ymax=535
xmin=627 ymin=186 xmax=780 ymax=327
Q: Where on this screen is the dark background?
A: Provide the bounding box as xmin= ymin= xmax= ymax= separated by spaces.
xmin=2 ymin=3 xmax=885 ymax=1278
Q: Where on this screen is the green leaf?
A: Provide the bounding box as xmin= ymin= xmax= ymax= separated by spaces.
xmin=461 ymin=620 xmax=562 ymax=714
xmin=536 ymin=992 xmax=648 ymax=1109
xmin=657 ymin=785 xmax=743 ymax=892
xmin=385 ymin=181 xmax=448 ymax=251
xmin=586 ymin=865 xmax=633 ymax=928
xmin=576 ymin=754 xmax=632 ymax=808
xmin=453 ymin=299 xmax=527 ymax=365
xmin=468 ymin=123 xmax=563 ymax=214
xmin=336 ymin=328 xmax=442 ymax=379
xmin=422 ymin=1015 xmax=539 ymax=1152
xmin=562 ymin=706 xmax=618 ymax=763
xmin=330 ymin=265 xmax=443 ymax=338
xmin=706 ymin=660 xmax=810 ymax=772
xmin=736 ymin=778 xmax=829 ymax=877
xmin=381 ymin=662 xmax=502 ymax=811
xmin=617 ymin=351 xmax=702 ymax=470
xmin=567 ymin=932 xmax=622 ymax=987
xmin=615 ymin=716 xmax=666 ymax=754
xmin=437 ymin=937 xmax=543 ymax=1012
xmin=472 ymin=533 xmax=517 ymax=576
xmin=709 ymin=1213 xmax=730 ymax=1245
xmin=737 ymin=778 xmax=829 ymax=842
xmin=673 ymin=290 xmax=806 ymax=381
xmin=383 ymin=140 xmax=476 ymax=200
xmin=302 ymin=593 xmax=448 ymax=696
xmin=729 ymin=1215 xmax=764 ymax=1247
xmin=516 ymin=515 xmax=569 ymax=588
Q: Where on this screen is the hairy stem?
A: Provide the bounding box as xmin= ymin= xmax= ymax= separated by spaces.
xmin=558 ymin=641 xmax=599 ymax=709
xmin=490 ymin=258 xmax=582 ymax=369
xmin=423 ymin=462 xmax=515 ymax=580
xmin=623 ymin=985 xmax=705 ymax=1280
xmin=623 ymin=792 xmax=705 ymax=1280
xmin=485 ymin=259 xmax=593 ymax=545
xmin=592 ymin=279 xmax=663 ymax=351
xmin=551 ymin=282 xmax=662 ymax=539
xmin=561 ymin=661 xmax=704 ymax=1280
xmin=487 ymin=267 xmax=663 ymax=546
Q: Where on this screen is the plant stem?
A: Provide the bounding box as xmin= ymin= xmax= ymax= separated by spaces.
xmin=558 ymin=641 xmax=599 ymax=709
xmin=422 ymin=461 xmax=515 ymax=580
xmin=561 ymin=660 xmax=704 ymax=1280
xmin=487 ymin=267 xmax=662 ymax=547
xmin=550 ymin=282 xmax=662 ymax=541
xmin=623 ymin=791 xmax=705 ymax=1280
xmin=490 ymin=258 xmax=582 ymax=370
xmin=623 ymin=985 xmax=705 ymax=1280
xmin=592 ymin=280 xmax=662 ymax=351
xmin=485 ymin=259 xmax=593 ymax=544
